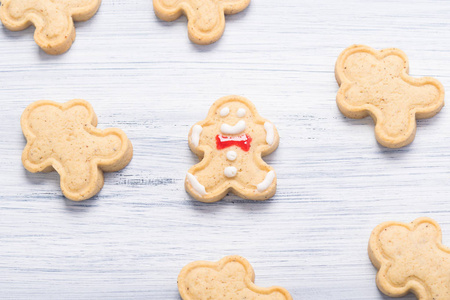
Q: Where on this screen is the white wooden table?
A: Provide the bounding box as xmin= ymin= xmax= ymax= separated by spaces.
xmin=1 ymin=0 xmax=449 ymax=298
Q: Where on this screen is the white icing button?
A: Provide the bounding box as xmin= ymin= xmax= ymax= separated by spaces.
xmin=237 ymin=108 xmax=246 ymax=117
xmin=224 ymin=166 xmax=237 ymax=178
xmin=226 ymin=151 xmax=237 ymax=161
xmin=220 ymin=107 xmax=230 ymax=117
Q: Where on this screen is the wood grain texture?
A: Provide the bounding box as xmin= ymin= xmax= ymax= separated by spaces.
xmin=1 ymin=0 xmax=450 ymax=299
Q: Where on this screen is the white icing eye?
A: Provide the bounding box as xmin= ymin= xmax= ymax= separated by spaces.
xmin=237 ymin=108 xmax=246 ymax=118
xmin=220 ymin=107 xmax=230 ymax=117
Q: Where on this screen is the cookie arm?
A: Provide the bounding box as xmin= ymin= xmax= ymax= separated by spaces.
xmin=262 ymin=121 xmax=278 ymax=154
xmin=408 ymin=76 xmax=445 ymax=119
xmin=251 ymin=120 xmax=279 ymax=156
xmin=91 ymin=128 xmax=133 ymax=172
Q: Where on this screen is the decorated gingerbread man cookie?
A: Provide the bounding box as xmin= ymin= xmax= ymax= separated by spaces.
xmin=178 ymin=255 xmax=293 ymax=300
xmin=335 ymin=45 xmax=445 ymax=148
xmin=153 ymin=0 xmax=250 ymax=45
xmin=21 ymin=99 xmax=133 ymax=201
xmin=0 ymin=0 xmax=101 ymax=54
xmin=369 ymin=217 xmax=450 ymax=299
xmin=186 ymin=95 xmax=279 ymax=203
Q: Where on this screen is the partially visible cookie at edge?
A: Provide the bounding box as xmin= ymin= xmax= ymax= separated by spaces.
xmin=335 ymin=44 xmax=445 ymax=148
xmin=0 ymin=0 xmax=101 ymax=54
xmin=153 ymin=0 xmax=250 ymax=45
xmin=369 ymin=217 xmax=450 ymax=299
xmin=21 ymin=99 xmax=133 ymax=201
xmin=178 ymin=255 xmax=293 ymax=300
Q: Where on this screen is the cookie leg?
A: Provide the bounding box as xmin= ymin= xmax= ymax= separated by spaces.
xmin=184 ymin=1 xmax=227 ymax=45
xmin=58 ymin=160 xmax=103 ymax=201
xmin=33 ymin=9 xmax=76 ymax=55
xmin=240 ymin=168 xmax=276 ymax=201
xmin=186 ymin=164 xmax=230 ymax=203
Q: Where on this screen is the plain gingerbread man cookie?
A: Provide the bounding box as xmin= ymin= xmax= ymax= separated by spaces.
xmin=0 ymin=0 xmax=101 ymax=54
xmin=186 ymin=95 xmax=279 ymax=203
xmin=178 ymin=255 xmax=293 ymax=300
xmin=369 ymin=217 xmax=450 ymax=299
xmin=21 ymin=99 xmax=133 ymax=201
xmin=335 ymin=45 xmax=445 ymax=148
xmin=153 ymin=0 xmax=250 ymax=45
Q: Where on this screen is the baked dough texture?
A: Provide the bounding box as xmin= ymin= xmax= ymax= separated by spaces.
xmin=0 ymin=0 xmax=101 ymax=54
xmin=186 ymin=95 xmax=279 ymax=203
xmin=178 ymin=255 xmax=293 ymax=300
xmin=153 ymin=0 xmax=250 ymax=45
xmin=335 ymin=45 xmax=445 ymax=148
xmin=21 ymin=99 xmax=133 ymax=201
xmin=369 ymin=217 xmax=450 ymax=299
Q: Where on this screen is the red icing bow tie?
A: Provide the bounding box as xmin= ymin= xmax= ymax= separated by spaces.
xmin=216 ymin=134 xmax=252 ymax=151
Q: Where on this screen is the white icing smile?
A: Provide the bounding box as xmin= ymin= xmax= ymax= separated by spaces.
xmin=220 ymin=120 xmax=246 ymax=135
xmin=257 ymin=171 xmax=275 ymax=192
xmin=264 ymin=122 xmax=274 ymax=145
xmin=187 ymin=173 xmax=207 ymax=196
xmin=224 ymin=166 xmax=237 ymax=178
xmin=191 ymin=125 xmax=203 ymax=147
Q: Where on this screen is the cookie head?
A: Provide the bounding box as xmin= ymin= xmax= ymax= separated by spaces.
xmin=178 ymin=255 xmax=292 ymax=300
xmin=369 ymin=218 xmax=450 ymax=299
xmin=340 ymin=50 xmax=407 ymax=83
xmin=215 ymin=100 xmax=254 ymax=135
xmin=21 ymin=100 xmax=133 ymax=201
xmin=335 ymin=45 xmax=445 ymax=148
xmin=206 ymin=97 xmax=276 ymax=150
xmin=0 ymin=0 xmax=101 ymax=54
